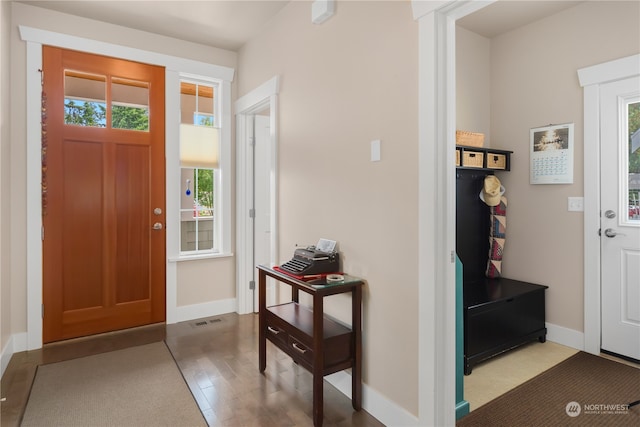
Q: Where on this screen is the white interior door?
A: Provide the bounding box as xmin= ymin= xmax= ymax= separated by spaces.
xmin=600 ymin=75 xmax=640 ymax=361
xmin=253 ymin=114 xmax=272 ymax=311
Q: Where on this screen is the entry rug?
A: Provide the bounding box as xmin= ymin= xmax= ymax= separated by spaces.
xmin=457 ymin=351 xmax=640 ymax=427
xmin=21 ymin=341 xmax=206 ymax=427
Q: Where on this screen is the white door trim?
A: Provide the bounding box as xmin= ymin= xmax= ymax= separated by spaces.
xmin=412 ymin=1 xmax=495 ymax=425
xmin=578 ymin=54 xmax=640 ymax=355
xmin=235 ymin=76 xmax=279 ymax=314
xmin=19 ymin=25 xmax=235 ymax=350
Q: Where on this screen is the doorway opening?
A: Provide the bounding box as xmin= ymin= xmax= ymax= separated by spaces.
xmin=235 ymin=77 xmax=279 ymax=314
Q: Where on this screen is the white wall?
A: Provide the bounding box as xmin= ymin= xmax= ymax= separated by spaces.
xmin=0 ymin=0 xmax=11 ymax=375
xmin=456 ymin=26 xmax=491 ymax=144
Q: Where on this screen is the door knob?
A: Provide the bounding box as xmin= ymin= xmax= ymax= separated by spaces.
xmin=153 ymin=222 xmax=163 ymax=230
xmin=604 ymin=228 xmax=625 ymax=238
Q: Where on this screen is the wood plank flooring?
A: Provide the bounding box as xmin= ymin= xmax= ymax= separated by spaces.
xmin=1 ymin=313 xmax=383 ymax=427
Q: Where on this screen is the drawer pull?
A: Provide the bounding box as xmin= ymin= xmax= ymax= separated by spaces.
xmin=292 ymin=342 xmax=308 ymax=354
xmin=267 ymin=326 xmax=281 ymax=335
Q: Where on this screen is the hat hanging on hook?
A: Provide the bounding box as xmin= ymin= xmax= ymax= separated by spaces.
xmin=480 ymin=175 xmax=505 ymax=206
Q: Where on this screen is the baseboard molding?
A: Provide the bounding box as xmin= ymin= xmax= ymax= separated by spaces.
xmin=1 ymin=332 xmax=27 ymax=379
xmin=173 ymin=298 xmax=237 ymax=324
xmin=325 ymin=371 xmax=419 ymax=426
xmin=546 ymin=322 xmax=584 ymax=351
xmin=1 ymin=336 xmax=13 ymax=379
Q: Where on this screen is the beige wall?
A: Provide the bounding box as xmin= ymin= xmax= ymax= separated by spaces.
xmin=177 ymin=257 xmax=236 ymax=306
xmin=489 ymin=0 xmax=640 ymax=332
xmin=238 ymin=1 xmax=419 ymax=414
xmin=1 ymin=0 xmax=11 ymax=354
xmin=456 ymin=26 xmax=491 ymax=144
xmin=7 ymin=2 xmax=237 ymax=340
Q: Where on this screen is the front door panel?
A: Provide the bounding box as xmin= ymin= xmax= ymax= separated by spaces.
xmin=42 ymin=46 xmax=166 ymax=342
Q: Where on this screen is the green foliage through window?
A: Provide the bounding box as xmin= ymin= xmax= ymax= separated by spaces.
xmin=64 ymin=98 xmax=149 ymax=131
xmin=64 ymin=99 xmax=106 ymax=127
xmin=194 ymin=169 xmax=214 ymax=216
xmin=112 ymin=105 xmax=149 ymax=131
xmin=629 ymin=102 xmax=640 ymax=173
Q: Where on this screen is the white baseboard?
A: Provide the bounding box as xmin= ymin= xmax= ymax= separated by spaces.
xmin=323 ymin=323 xmax=585 ymax=427
xmin=1 ymin=336 xmax=14 ymax=379
xmin=1 ymin=332 xmax=27 ymax=379
xmin=546 ymin=322 xmax=584 ymax=351
xmin=325 ymin=371 xmax=419 ymax=426
xmin=172 ymin=298 xmax=237 ymax=324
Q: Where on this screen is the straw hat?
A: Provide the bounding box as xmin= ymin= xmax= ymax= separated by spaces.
xmin=480 ymin=175 xmax=505 ymax=206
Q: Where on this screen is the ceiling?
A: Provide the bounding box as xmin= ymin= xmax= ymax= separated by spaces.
xmin=17 ymin=0 xmax=290 ymax=51
xmin=16 ymin=1 xmax=584 ymax=51
xmin=457 ymin=1 xmax=584 ymax=38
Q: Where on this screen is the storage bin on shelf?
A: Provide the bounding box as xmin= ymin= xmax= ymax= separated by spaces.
xmin=462 ymin=151 xmax=484 ymax=168
xmin=456 ymin=130 xmax=485 ymax=148
xmin=486 ymin=153 xmax=507 ymax=170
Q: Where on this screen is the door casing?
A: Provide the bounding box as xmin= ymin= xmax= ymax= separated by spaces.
xmin=235 ymin=76 xmax=279 ymax=315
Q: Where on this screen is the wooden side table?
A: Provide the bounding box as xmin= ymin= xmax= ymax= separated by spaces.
xmin=257 ymin=265 xmax=363 ymax=427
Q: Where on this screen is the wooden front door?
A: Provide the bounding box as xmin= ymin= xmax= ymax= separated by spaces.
xmin=42 ymin=47 xmax=166 ymax=343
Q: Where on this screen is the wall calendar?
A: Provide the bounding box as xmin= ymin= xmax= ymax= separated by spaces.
xmin=530 ymin=123 xmax=574 ymax=184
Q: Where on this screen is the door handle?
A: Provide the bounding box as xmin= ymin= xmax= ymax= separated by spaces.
xmin=604 ymin=228 xmax=625 ymax=238
xmin=152 ymin=222 xmax=163 ymax=230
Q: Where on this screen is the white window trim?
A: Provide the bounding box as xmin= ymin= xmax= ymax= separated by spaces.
xmin=174 ymin=76 xmax=228 ymax=258
xmin=20 ymin=25 xmax=235 ymax=349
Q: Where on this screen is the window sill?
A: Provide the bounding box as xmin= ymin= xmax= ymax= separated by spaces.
xmin=169 ymin=252 xmax=234 ymax=263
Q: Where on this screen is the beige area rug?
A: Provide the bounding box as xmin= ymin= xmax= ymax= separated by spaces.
xmin=21 ymin=342 xmax=206 ymax=427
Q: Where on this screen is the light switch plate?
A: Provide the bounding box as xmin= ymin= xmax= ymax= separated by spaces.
xmin=371 ymin=139 xmax=381 ymax=162
xmin=568 ymin=197 xmax=584 ymax=212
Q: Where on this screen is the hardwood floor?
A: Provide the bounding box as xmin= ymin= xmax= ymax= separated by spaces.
xmin=1 ymin=313 xmax=383 ymax=427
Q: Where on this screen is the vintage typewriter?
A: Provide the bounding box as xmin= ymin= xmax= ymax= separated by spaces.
xmin=279 ymin=245 xmax=340 ymax=276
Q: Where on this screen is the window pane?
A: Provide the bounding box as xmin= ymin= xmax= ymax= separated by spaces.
xmin=180 ymin=82 xmax=215 ymax=126
xmin=197 ymin=219 xmax=214 ymax=251
xmin=111 ymin=77 xmax=149 ymax=131
xmin=64 ymin=71 xmax=106 ymax=127
xmin=195 ymin=169 xmax=214 ymax=215
xmin=629 ymin=101 xmax=640 ymax=220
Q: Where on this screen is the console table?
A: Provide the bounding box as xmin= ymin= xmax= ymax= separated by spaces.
xmin=257 ymin=265 xmax=363 ymax=427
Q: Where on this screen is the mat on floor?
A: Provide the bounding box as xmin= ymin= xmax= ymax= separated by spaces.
xmin=21 ymin=341 xmax=206 ymax=427
xmin=457 ymin=351 xmax=640 ymax=426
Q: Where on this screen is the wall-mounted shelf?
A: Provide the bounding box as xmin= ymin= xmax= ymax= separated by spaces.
xmin=456 ymin=145 xmax=513 ymax=171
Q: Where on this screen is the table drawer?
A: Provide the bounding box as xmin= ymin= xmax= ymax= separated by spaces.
xmin=266 ymin=302 xmax=354 ymax=371
xmin=289 ymin=335 xmax=314 ymax=366
xmin=265 ymin=323 xmax=288 ymax=347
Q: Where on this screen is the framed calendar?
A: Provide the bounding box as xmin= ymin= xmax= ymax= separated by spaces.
xmin=530 ymin=123 xmax=574 ymax=184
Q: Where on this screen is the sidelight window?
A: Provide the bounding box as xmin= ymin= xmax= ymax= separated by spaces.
xmin=179 ymin=80 xmax=221 ymax=254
